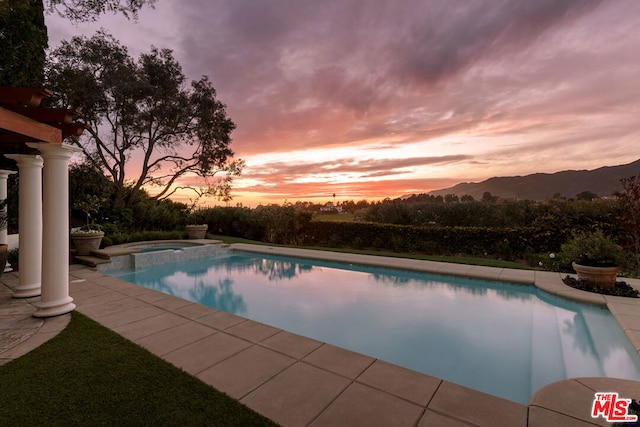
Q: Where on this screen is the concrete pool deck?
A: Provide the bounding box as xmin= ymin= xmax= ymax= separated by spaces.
xmin=1 ymin=244 xmax=640 ymax=426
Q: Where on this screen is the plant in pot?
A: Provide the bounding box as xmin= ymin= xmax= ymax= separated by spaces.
xmin=560 ymin=230 xmax=631 ymax=288
xmin=71 ymin=195 xmax=105 ymax=256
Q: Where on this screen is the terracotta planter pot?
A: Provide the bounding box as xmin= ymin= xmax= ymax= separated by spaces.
xmin=186 ymin=224 xmax=208 ymax=239
xmin=71 ymin=232 xmax=104 ymax=256
xmin=572 ymin=262 xmax=619 ymax=288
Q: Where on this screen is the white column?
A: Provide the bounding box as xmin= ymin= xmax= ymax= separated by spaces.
xmin=27 ymin=143 xmax=80 ymax=317
xmin=0 ymin=169 xmax=16 ymax=245
xmin=5 ymin=155 xmax=43 ymax=298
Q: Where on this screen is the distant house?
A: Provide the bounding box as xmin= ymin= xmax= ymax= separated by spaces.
xmin=320 ymin=202 xmax=343 ymax=213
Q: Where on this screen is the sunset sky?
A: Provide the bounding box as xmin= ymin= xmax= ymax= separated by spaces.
xmin=45 ymin=0 xmax=640 ymax=207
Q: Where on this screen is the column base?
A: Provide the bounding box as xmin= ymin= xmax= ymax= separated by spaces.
xmin=33 ymin=296 xmax=75 ymax=318
xmin=12 ymin=283 xmax=42 ymax=298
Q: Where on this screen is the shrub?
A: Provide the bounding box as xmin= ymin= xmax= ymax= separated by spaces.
xmin=559 ymin=230 xmax=632 ymax=269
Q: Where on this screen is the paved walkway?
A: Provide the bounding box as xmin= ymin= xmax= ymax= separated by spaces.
xmin=1 ymin=248 xmax=640 ymax=426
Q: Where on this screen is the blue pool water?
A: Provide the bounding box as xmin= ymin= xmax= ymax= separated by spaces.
xmin=106 ymin=250 xmax=640 ymax=404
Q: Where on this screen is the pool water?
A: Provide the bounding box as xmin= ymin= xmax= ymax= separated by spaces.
xmin=106 ymin=251 xmax=640 ymax=404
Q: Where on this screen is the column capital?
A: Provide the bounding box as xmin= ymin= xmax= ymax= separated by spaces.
xmin=26 ymin=143 xmax=83 ymax=160
xmin=5 ymin=154 xmax=44 ymax=169
xmin=0 ymin=169 xmax=17 ymax=179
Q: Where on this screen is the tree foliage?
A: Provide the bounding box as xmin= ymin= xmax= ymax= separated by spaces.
xmin=45 ymin=0 xmax=155 ymax=22
xmin=0 ymin=0 xmax=48 ymax=86
xmin=1 ymin=0 xmax=155 ymax=86
xmin=47 ymin=31 xmax=242 ymax=208
xmin=620 ymin=172 xmax=640 ymax=266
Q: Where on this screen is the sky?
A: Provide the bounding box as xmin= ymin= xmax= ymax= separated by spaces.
xmin=45 ymin=0 xmax=640 ymax=207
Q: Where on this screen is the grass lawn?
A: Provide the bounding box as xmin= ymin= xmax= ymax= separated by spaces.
xmin=312 ymin=213 xmax=356 ymax=222
xmin=0 ymin=312 xmax=278 ymax=427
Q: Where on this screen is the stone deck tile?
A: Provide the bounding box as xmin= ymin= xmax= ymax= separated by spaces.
xmin=615 ymin=313 xmax=640 ymax=331
xmin=162 ymin=331 xmax=252 ymax=375
xmin=134 ymin=320 xmax=216 ymax=356
xmin=465 ymin=265 xmax=504 ymax=281
xmin=309 ymin=382 xmax=425 ymax=427
xmin=418 ymin=410 xmax=477 ymax=427
xmin=111 ymin=310 xmax=190 ymax=341
xmin=527 ymin=406 xmax=601 ymax=427
xmin=261 ymin=330 xmax=324 ymax=359
xmin=555 ymin=289 xmax=607 ymax=306
xmin=72 ymin=289 xmax=129 ymax=309
xmin=529 ymin=379 xmax=609 ymax=426
xmin=129 ymin=288 xmax=172 ymax=304
xmin=225 ymin=319 xmax=281 ymax=343
xmin=93 ymin=277 xmax=147 ymax=294
xmin=303 ymin=343 xmax=376 ymax=379
xmin=149 ymin=294 xmax=194 ymax=311
xmin=241 ymin=362 xmax=351 ymax=427
xmin=357 ymin=359 xmax=442 ymax=406
xmin=534 ymin=279 xmax=568 ymax=295
xmin=499 ymin=268 xmax=535 ymax=285
xmin=195 ymin=310 xmax=247 ymax=330
xmin=428 ymin=381 xmax=528 ymax=427
xmin=172 ymin=302 xmax=219 ymax=320
xmin=608 ymin=302 xmax=640 ymax=316
xmin=434 ymin=263 xmax=475 ymax=277
xmin=74 ymin=294 xmax=147 ymax=320
xmin=79 ymin=301 xmax=164 ymax=329
xmin=196 ymin=345 xmax=296 ymax=399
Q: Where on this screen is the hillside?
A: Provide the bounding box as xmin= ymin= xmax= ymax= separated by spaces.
xmin=428 ymin=159 xmax=640 ymax=200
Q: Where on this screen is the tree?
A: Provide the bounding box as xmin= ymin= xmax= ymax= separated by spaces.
xmin=47 ymin=31 xmax=243 ymax=208
xmin=0 ymin=0 xmax=48 ymax=86
xmin=482 ymin=191 xmax=498 ymax=203
xmin=619 ymin=173 xmax=640 ymax=267
xmin=45 ymin=0 xmax=155 ymax=22
xmin=1 ymin=0 xmax=155 ymax=86
xmin=576 ymin=190 xmax=598 ymax=201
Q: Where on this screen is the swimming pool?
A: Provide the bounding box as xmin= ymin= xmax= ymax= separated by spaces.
xmin=106 ymin=249 xmax=640 ymax=404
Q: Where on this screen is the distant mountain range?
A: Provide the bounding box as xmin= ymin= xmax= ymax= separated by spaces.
xmin=428 ymin=159 xmax=640 ymax=201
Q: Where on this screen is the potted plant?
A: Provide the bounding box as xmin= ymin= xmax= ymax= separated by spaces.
xmin=560 ymin=230 xmax=631 ymax=288
xmin=185 ymin=224 xmax=208 ymax=239
xmin=71 ymin=195 xmax=105 ymax=256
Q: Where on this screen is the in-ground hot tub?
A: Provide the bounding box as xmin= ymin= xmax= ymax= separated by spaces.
xmin=95 ymin=240 xmax=225 ymax=272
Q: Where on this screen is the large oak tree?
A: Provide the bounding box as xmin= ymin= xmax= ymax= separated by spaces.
xmin=47 ymin=31 xmax=242 ymax=208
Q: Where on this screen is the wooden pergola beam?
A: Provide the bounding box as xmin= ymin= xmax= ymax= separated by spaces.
xmin=1 ymin=105 xmax=81 ymax=124
xmin=0 ymin=87 xmax=52 ymax=107
xmin=0 ymin=107 xmax=62 ymax=144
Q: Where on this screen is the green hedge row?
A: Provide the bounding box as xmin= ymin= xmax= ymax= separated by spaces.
xmin=301 ymin=221 xmax=573 ymax=260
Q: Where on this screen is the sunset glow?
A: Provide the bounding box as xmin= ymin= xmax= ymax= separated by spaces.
xmin=47 ymin=1 xmax=640 ymax=207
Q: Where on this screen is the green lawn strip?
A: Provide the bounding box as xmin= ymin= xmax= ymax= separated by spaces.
xmin=0 ymin=312 xmax=279 ymax=427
